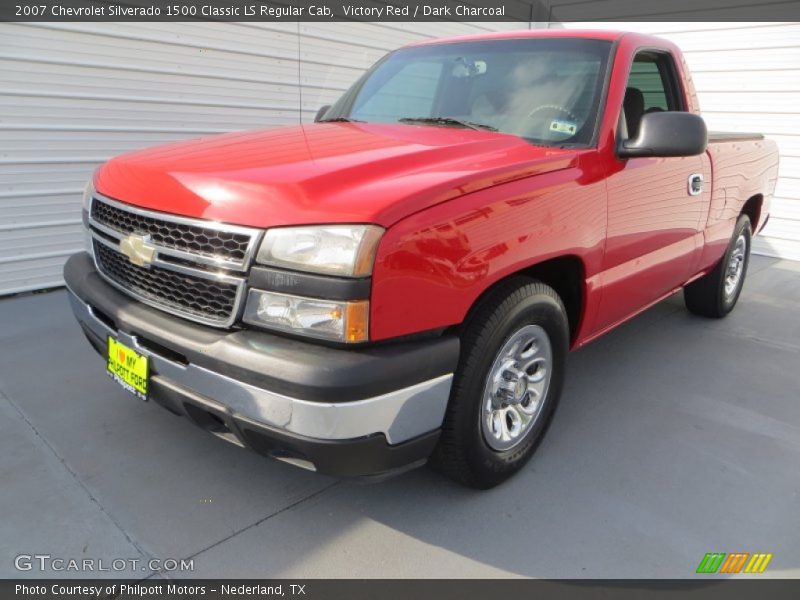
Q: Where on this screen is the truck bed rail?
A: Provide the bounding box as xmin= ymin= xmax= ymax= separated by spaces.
xmin=708 ymin=132 xmax=765 ymax=142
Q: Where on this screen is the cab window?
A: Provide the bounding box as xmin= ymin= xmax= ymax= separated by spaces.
xmin=622 ymin=51 xmax=684 ymax=139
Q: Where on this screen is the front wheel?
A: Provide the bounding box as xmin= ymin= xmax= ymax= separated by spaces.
xmin=684 ymin=215 xmax=752 ymax=318
xmin=429 ymin=278 xmax=569 ymax=489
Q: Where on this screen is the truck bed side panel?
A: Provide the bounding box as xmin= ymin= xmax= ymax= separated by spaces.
xmin=699 ymin=138 xmax=779 ymax=271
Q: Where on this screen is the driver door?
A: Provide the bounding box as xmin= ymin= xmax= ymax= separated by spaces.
xmin=594 ymin=50 xmax=710 ymax=333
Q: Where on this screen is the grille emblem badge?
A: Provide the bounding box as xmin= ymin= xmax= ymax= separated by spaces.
xmin=119 ymin=234 xmax=156 ymax=267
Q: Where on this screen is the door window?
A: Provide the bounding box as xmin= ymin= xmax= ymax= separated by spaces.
xmin=622 ymin=52 xmax=684 ymax=138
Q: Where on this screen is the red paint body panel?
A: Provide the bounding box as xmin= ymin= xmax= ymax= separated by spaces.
xmin=371 ymin=153 xmax=606 ymax=340
xmin=92 ymin=30 xmax=780 ymax=347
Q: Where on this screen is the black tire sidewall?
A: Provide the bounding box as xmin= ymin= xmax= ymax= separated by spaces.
xmin=458 ymin=286 xmax=568 ymax=481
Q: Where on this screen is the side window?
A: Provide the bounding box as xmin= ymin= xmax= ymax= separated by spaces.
xmin=623 ymin=52 xmax=683 ymax=138
xmin=352 ymin=61 xmax=443 ymax=122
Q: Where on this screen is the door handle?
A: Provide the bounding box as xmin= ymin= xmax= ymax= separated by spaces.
xmin=688 ymin=173 xmax=704 ymax=196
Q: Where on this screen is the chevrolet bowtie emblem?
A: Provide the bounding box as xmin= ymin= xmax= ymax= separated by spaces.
xmin=119 ymin=234 xmax=156 ymax=267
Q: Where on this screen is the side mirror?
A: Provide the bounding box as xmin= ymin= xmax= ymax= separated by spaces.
xmin=314 ymin=105 xmax=331 ymax=123
xmin=618 ymin=112 xmax=707 ymax=158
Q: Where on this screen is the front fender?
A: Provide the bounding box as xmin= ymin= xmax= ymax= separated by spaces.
xmin=369 ymin=162 xmax=607 ymax=341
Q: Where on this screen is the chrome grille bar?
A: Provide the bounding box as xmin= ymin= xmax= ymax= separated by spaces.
xmin=86 ymin=193 xmax=262 ymax=328
xmin=89 ymin=192 xmax=262 ymax=272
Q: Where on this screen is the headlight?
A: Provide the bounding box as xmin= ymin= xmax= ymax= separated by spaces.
xmin=243 ymin=290 xmax=369 ymax=343
xmin=256 ymin=225 xmax=383 ymax=277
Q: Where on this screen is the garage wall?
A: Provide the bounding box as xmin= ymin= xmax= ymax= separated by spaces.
xmin=556 ymin=21 xmax=800 ymax=261
xmin=0 ymin=20 xmax=524 ymax=295
xmin=3 ymin=20 xmax=797 ymax=295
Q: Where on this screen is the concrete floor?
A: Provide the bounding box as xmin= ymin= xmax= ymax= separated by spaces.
xmin=1 ymin=255 xmax=799 ymax=579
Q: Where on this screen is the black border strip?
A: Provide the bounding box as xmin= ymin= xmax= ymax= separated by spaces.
xmin=3 ymin=579 xmax=800 ymax=599
xmin=249 ymin=266 xmax=371 ymax=301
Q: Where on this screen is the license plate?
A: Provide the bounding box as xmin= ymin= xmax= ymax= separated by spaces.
xmin=106 ymin=336 xmax=149 ymax=401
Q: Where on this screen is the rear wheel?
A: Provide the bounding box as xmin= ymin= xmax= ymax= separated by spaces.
xmin=684 ymin=215 xmax=752 ymax=318
xmin=430 ymin=278 xmax=569 ymax=489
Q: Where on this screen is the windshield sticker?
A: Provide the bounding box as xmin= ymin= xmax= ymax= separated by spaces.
xmin=549 ymin=120 xmax=577 ymax=135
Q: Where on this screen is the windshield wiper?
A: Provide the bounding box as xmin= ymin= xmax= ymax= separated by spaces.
xmin=398 ymin=117 xmax=498 ymax=132
xmin=318 ymin=117 xmax=365 ymax=123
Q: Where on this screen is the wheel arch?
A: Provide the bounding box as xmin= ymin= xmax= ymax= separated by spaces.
xmin=457 ymin=255 xmax=586 ymax=346
xmin=741 ymin=194 xmax=763 ymax=232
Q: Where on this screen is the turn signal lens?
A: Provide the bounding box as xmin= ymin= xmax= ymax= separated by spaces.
xmin=343 ymin=300 xmax=370 ymax=343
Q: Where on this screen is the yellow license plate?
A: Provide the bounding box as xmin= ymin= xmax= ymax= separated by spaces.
xmin=106 ymin=336 xmax=149 ymax=400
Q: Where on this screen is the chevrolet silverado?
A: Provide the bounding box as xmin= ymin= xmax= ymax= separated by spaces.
xmin=64 ymin=30 xmax=779 ymax=488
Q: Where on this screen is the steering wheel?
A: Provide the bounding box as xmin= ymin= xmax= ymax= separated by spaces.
xmin=525 ymin=104 xmax=579 ymax=139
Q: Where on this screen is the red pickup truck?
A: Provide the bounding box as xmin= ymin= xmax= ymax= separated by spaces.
xmin=64 ymin=30 xmax=779 ymax=488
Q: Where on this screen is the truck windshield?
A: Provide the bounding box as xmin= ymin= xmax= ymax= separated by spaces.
xmin=324 ymin=38 xmax=613 ymax=147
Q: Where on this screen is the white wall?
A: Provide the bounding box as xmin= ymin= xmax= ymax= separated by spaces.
xmin=556 ymin=22 xmax=800 ymax=261
xmin=2 ymin=20 xmax=797 ymax=295
xmin=0 ymin=21 xmax=524 ymax=295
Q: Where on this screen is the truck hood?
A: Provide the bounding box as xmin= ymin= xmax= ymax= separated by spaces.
xmin=95 ymin=122 xmax=578 ymax=228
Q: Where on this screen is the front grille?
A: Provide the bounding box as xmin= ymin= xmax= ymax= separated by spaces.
xmin=91 ymin=197 xmax=253 ymax=264
xmin=93 ymin=241 xmax=239 ymax=324
xmin=87 ymin=193 xmax=261 ymax=328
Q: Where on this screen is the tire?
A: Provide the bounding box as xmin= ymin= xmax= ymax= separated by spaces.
xmin=684 ymin=215 xmax=752 ymax=318
xmin=429 ymin=278 xmax=569 ymax=489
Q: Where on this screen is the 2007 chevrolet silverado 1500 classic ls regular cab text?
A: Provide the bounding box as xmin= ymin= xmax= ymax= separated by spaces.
xmin=64 ymin=30 xmax=779 ymax=488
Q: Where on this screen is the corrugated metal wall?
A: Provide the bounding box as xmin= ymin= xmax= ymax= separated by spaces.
xmin=2 ymin=20 xmax=797 ymax=295
xmin=558 ymin=21 xmax=800 ymax=260
xmin=0 ymin=21 xmax=523 ymax=295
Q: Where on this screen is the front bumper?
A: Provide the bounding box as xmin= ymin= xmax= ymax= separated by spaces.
xmin=64 ymin=252 xmax=459 ymax=477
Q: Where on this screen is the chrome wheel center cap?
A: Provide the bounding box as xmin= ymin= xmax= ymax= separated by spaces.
xmin=493 ymin=365 xmax=529 ymax=408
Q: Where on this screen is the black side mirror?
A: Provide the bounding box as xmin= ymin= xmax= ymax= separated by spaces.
xmin=314 ymin=105 xmax=331 ymax=123
xmin=618 ymin=112 xmax=707 ymax=158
